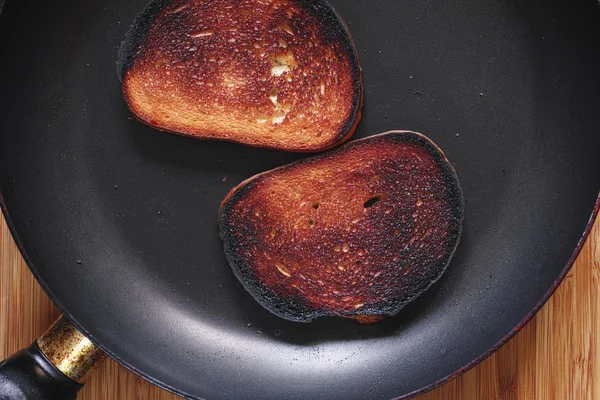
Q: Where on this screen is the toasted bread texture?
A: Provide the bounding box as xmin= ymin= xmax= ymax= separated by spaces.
xmin=219 ymin=131 xmax=464 ymax=323
xmin=118 ymin=0 xmax=363 ymax=152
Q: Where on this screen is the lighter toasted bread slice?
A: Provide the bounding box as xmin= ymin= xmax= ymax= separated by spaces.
xmin=118 ymin=0 xmax=362 ymax=152
xmin=219 ymin=131 xmax=464 ymax=323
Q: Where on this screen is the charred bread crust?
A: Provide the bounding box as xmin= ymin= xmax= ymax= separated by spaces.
xmin=220 ymin=179 xmax=324 ymax=322
xmin=295 ymin=0 xmax=363 ymax=149
xmin=117 ymin=0 xmax=170 ymax=81
xmin=219 ymin=131 xmax=464 ymax=323
xmin=220 ymin=188 xmax=320 ymax=322
xmin=117 ymin=0 xmax=363 ymax=152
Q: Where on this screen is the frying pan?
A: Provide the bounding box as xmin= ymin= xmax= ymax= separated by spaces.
xmin=0 ymin=0 xmax=599 ymax=399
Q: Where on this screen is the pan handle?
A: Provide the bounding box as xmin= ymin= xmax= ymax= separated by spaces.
xmin=0 ymin=316 xmax=106 ymax=399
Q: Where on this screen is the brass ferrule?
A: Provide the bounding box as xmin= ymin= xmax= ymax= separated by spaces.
xmin=37 ymin=316 xmax=107 ymax=383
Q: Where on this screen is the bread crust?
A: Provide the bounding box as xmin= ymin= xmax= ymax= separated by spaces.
xmin=219 ymin=131 xmax=464 ymax=322
xmin=119 ymin=0 xmax=363 ymax=152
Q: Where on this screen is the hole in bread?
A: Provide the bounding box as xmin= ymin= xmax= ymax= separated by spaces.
xmin=272 ymin=111 xmax=287 ymax=124
xmin=364 ymin=194 xmax=383 ymax=208
xmin=270 ymin=51 xmax=297 ymax=76
xmin=308 ymin=219 xmax=315 ymax=226
xmin=268 ymin=88 xmax=278 ymax=104
xmin=312 ymin=202 xmax=320 ymax=209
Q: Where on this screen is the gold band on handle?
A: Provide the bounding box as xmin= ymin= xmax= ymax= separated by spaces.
xmin=37 ymin=316 xmax=107 ymax=383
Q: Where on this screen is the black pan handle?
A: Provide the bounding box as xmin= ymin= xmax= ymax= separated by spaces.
xmin=0 ymin=316 xmax=106 ymax=400
xmin=0 ymin=341 xmax=82 ymax=400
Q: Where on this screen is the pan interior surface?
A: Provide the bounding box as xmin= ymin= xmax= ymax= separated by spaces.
xmin=0 ymin=0 xmax=599 ymax=399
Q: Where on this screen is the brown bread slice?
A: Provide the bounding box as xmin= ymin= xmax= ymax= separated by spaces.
xmin=118 ymin=0 xmax=363 ymax=152
xmin=219 ymin=131 xmax=464 ymax=323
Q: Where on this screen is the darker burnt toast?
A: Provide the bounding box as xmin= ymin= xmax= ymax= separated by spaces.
xmin=219 ymin=131 xmax=464 ymax=323
xmin=118 ymin=0 xmax=363 ymax=152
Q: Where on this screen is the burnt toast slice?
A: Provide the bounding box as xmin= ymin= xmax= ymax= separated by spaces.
xmin=219 ymin=131 xmax=464 ymax=323
xmin=118 ymin=0 xmax=363 ymax=152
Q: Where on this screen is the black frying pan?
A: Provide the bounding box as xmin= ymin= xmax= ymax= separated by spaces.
xmin=0 ymin=0 xmax=599 ymax=399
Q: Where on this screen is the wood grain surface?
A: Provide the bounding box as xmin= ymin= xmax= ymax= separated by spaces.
xmin=1 ymin=212 xmax=599 ymax=400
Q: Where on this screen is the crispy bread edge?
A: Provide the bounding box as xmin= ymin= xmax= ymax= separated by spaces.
xmin=297 ymin=0 xmax=364 ymax=151
xmin=117 ymin=0 xmax=170 ymax=82
xmin=218 ymin=131 xmax=464 ymax=322
xmin=219 ymin=180 xmax=321 ymax=323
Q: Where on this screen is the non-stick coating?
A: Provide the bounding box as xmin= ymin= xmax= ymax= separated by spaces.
xmin=1 ymin=0 xmax=599 ymax=399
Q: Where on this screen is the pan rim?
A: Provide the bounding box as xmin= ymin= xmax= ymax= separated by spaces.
xmin=1 ymin=189 xmax=599 ymax=399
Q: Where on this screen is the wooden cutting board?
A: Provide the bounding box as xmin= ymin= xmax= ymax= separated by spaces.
xmin=1 ymin=212 xmax=599 ymax=399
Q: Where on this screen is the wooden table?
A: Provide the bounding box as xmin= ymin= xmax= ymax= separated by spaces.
xmin=1 ymin=213 xmax=598 ymax=400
